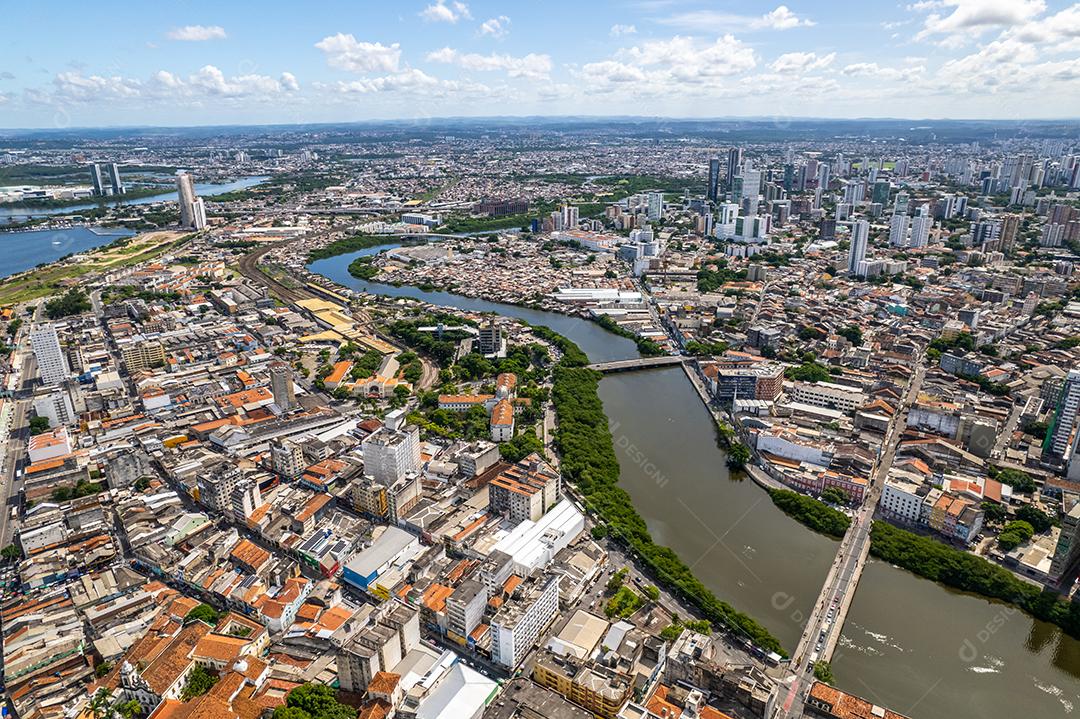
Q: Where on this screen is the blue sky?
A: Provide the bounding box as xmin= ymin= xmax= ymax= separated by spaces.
xmin=1 ymin=0 xmax=1079 ymax=128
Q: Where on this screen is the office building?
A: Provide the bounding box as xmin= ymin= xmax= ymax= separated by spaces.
xmin=337 ymin=601 xmax=421 ymax=692
xmin=490 ymin=574 xmax=561 ymax=668
xmin=446 ymin=579 xmax=487 ymax=644
xmin=489 ymin=454 xmax=561 ymax=523
xmin=88 ymin=163 xmax=106 ymax=196
xmin=725 ymin=147 xmax=741 ymax=191
xmin=108 ymin=163 xmax=125 ymax=195
xmin=32 ymin=387 xmax=75 ymax=428
xmin=707 ymin=157 xmax=720 ymax=201
xmin=177 ymin=172 xmax=197 ymax=228
xmin=270 ymin=438 xmax=305 ymax=480
xmin=30 ymin=324 xmax=70 ymax=386
xmin=362 ymin=409 xmax=421 ymax=485
xmin=848 ymin=219 xmax=869 ymax=274
xmin=119 ymin=338 xmax=166 ymax=372
xmin=269 ymin=361 xmax=296 ymax=410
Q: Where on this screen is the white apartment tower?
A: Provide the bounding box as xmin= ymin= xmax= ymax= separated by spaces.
xmin=910 ymin=206 xmax=932 ymax=248
xmin=848 ymin=219 xmax=869 ymax=274
xmin=889 ymin=213 xmax=910 ymax=247
xmin=30 ymin=324 xmax=70 ymax=386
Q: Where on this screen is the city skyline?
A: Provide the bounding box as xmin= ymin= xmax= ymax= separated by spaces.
xmin=3 ymin=0 xmax=1080 ymax=127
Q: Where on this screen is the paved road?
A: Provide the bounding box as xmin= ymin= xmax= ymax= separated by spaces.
xmin=0 ymin=329 xmax=34 ymax=548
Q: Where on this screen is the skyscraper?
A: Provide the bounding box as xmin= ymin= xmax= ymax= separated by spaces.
xmin=30 ymin=324 xmax=70 ymax=386
xmin=910 ymin=206 xmax=932 ymax=248
xmin=88 ymin=163 xmax=106 ymax=196
xmin=269 ymin=361 xmax=296 ymax=411
xmin=889 ymin=213 xmax=910 ymax=247
xmin=726 ymin=147 xmax=742 ymax=191
xmin=1050 ymin=369 xmax=1080 ymax=462
xmin=707 ymin=157 xmax=720 ymax=201
xmin=107 ymin=163 xmax=125 ymax=195
xmin=848 ymin=219 xmax=869 ymax=274
xmin=191 ymin=197 xmax=208 ymax=230
xmin=740 ymin=162 xmax=761 ymax=216
xmin=177 ymin=172 xmax=197 ymax=228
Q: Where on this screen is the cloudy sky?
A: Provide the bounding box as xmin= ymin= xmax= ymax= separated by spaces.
xmin=2 ymin=0 xmax=1079 ymax=128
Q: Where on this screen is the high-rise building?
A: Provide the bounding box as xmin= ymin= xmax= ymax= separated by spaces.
xmin=269 ymin=361 xmax=296 ymax=411
xmin=88 ymin=163 xmax=106 ymax=196
xmin=177 ymin=172 xmax=197 ymax=228
xmin=337 ymin=602 xmax=420 ymax=693
xmin=270 ymin=438 xmax=305 ymax=479
xmin=848 ymin=219 xmax=869 ymax=274
xmin=561 ymin=204 xmax=579 ymax=230
xmin=30 ymin=324 xmax=70 ymax=386
xmin=889 ymin=213 xmax=910 ymax=247
xmin=725 ymin=147 xmax=741 ymax=191
xmin=107 ymin=163 xmax=125 ymax=195
xmin=1047 ymin=368 xmax=1080 ymax=460
xmin=910 ymin=207 xmax=932 ymax=248
xmin=894 ymin=191 xmax=910 ymax=215
xmin=191 ymin=197 xmax=208 ymax=230
xmin=707 ymin=157 xmax=720 ymax=201
xmin=362 ymin=409 xmax=421 ymax=485
xmin=646 ymin=192 xmax=663 ymax=221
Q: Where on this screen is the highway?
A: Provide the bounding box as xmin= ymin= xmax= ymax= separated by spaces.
xmin=774 ymin=364 xmax=926 ymax=718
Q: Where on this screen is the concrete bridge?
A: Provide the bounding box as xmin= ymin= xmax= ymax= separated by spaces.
xmin=586 ymin=356 xmax=685 ymax=373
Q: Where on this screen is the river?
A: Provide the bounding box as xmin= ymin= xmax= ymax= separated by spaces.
xmin=0 ymin=176 xmax=269 ymax=224
xmin=308 ymin=246 xmax=1080 ymax=718
xmin=1 ymin=226 xmax=136 ymax=279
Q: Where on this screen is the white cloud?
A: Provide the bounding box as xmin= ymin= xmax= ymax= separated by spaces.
xmin=479 ymin=16 xmax=510 ymax=38
xmin=840 ymin=62 xmax=925 ymax=81
xmin=753 ymin=5 xmax=815 ymax=29
xmin=658 ymin=5 xmax=813 ymax=32
xmin=578 ymin=35 xmax=756 ymax=95
xmin=770 ymin=51 xmax=835 ymax=73
xmin=43 ymin=66 xmax=298 ymax=106
xmin=420 ymin=1 xmax=471 ymax=23
xmin=166 ymin=25 xmax=227 ymax=42
xmin=426 ymin=48 xmax=552 ymax=80
xmin=914 ymin=0 xmax=1046 ymax=42
xmin=610 ymin=24 xmax=637 ymax=36
xmin=335 ymin=68 xmax=442 ymax=93
xmin=314 ymin=34 xmax=401 ymax=73
xmin=280 ymin=72 xmax=300 ymax=92
xmin=621 ymin=35 xmax=757 ymax=77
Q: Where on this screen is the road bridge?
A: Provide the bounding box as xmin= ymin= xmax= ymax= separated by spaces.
xmin=586 ymin=356 xmax=685 ymax=373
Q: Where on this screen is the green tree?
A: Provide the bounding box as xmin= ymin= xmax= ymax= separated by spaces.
xmin=1016 ymin=505 xmax=1052 ymax=533
xmin=278 ymin=683 xmax=356 ymax=719
xmin=181 ymin=665 xmax=218 ymax=701
xmin=1 ymin=544 xmax=20 ymax=562
xmin=725 ymin=442 xmax=751 ymax=470
xmin=821 ymin=487 xmax=850 ymax=506
xmin=116 ymin=699 xmax=143 ymax=719
xmin=642 ymin=584 xmax=660 ymax=602
xmin=28 ymin=415 xmax=51 ymax=435
xmin=184 ymin=603 xmax=220 ymax=626
xmin=814 ymin=661 xmax=836 ymax=684
xmin=89 ymin=688 xmax=113 ymax=719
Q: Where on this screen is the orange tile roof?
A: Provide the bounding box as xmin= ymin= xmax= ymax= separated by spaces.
xmin=230 ymin=538 xmax=271 ymax=570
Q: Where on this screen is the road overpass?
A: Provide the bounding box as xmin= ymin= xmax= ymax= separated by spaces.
xmin=586 ymin=356 xmax=685 ymax=373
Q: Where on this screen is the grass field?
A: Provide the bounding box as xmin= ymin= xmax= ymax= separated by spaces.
xmin=0 ymin=230 xmax=191 ymax=304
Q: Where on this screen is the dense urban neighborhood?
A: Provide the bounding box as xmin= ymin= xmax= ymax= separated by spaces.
xmin=3 ymin=113 xmax=1080 ymax=719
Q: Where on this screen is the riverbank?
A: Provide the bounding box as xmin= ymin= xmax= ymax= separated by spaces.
xmin=549 ymin=360 xmax=786 ymax=656
xmin=0 ymin=229 xmax=189 ymax=303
